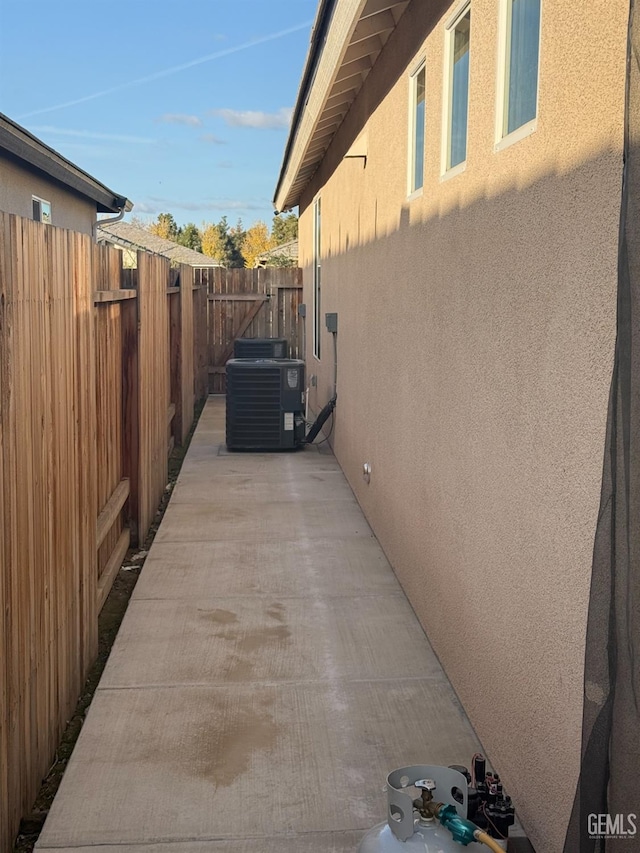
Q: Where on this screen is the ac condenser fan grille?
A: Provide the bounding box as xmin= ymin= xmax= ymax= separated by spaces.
xmin=225 ymin=358 xmax=305 ymax=451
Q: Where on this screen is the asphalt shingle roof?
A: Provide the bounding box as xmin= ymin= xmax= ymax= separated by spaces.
xmin=257 ymin=239 xmax=298 ymax=263
xmin=97 ymin=221 xmax=221 ymax=267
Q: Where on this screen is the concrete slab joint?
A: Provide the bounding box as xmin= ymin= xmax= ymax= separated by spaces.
xmin=36 ymin=397 xmax=485 ymax=853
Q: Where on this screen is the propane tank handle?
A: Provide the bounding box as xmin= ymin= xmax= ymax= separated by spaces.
xmin=386 ymin=766 xmax=470 ymax=843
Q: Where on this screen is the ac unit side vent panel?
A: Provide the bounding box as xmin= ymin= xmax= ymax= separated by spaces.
xmin=233 ymin=338 xmax=288 ymax=359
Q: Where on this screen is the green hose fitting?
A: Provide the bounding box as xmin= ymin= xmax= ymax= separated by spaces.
xmin=438 ymin=804 xmax=479 ymax=846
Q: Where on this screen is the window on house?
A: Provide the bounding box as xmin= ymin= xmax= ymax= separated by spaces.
xmin=313 ymin=197 xmax=322 ymax=360
xmin=444 ymin=6 xmax=471 ymax=171
xmin=409 ymin=63 xmax=426 ymax=194
xmin=502 ymin=0 xmax=541 ymax=137
xmin=32 ymin=196 xmax=52 ymax=224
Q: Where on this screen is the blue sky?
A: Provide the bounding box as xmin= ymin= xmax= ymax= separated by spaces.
xmin=0 ymin=0 xmax=316 ymax=227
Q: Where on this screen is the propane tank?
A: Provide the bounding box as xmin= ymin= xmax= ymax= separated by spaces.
xmin=358 ymin=765 xmax=487 ymax=852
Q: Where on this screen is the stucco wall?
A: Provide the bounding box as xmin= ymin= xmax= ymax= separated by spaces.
xmin=298 ymin=1 xmax=628 ymax=850
xmin=0 ymin=152 xmax=96 ymax=234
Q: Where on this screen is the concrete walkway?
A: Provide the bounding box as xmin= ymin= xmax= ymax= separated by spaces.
xmin=37 ymin=396 xmax=481 ymax=853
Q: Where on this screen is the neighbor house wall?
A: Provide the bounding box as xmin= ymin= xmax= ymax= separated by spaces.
xmin=298 ymin=0 xmax=628 ymax=850
xmin=0 ymin=151 xmax=96 ymax=234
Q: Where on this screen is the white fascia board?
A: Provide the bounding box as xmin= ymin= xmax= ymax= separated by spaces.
xmin=275 ymin=0 xmax=367 ymax=212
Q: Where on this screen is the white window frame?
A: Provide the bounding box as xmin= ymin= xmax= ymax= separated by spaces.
xmin=407 ymin=59 xmax=426 ymax=199
xmin=441 ymin=1 xmax=471 ymax=178
xmin=32 ymin=195 xmax=52 ymax=224
xmin=312 ymin=196 xmax=322 ymax=361
xmin=495 ymin=0 xmax=542 ymax=151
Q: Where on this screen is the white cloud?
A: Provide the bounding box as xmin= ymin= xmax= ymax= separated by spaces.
xmin=209 ymin=200 xmax=268 ymax=211
xmin=212 ymin=107 xmax=293 ymax=130
xmin=158 ymin=113 xmax=202 ymax=127
xmin=132 ymin=202 xmax=160 ymax=214
xmin=145 ymin=196 xmax=271 ymax=213
xmin=31 ymin=125 xmax=153 ymax=144
xmin=19 ymin=23 xmax=313 ymax=120
xmin=200 ymin=133 xmax=226 ymax=145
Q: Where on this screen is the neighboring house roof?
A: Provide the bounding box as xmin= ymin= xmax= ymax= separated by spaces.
xmin=274 ymin=0 xmax=409 ymax=212
xmin=0 ymin=112 xmax=131 ymax=214
xmin=257 ymin=239 xmax=299 ymax=265
xmin=96 ymin=221 xmax=221 ymax=267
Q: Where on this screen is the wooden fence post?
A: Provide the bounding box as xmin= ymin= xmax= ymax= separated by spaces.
xmin=137 ymin=252 xmax=170 ymax=544
xmin=72 ymin=228 xmax=99 ymax=679
xmin=179 ymin=264 xmax=194 ymax=443
xmin=0 ymin=212 xmax=12 ymax=853
xmin=193 ymin=269 xmax=209 ymax=401
xmin=169 ymin=287 xmax=181 ymax=448
xmin=121 ymin=271 xmax=140 ymax=547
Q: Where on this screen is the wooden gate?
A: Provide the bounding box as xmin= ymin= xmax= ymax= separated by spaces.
xmin=196 ymin=267 xmax=303 ymax=394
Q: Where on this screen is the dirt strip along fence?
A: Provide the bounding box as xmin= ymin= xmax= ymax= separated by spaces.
xmin=195 ymin=266 xmax=303 ymax=394
xmin=0 ymin=213 xmax=207 ymax=853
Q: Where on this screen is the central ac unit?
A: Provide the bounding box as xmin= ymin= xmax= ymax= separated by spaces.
xmin=226 ymin=358 xmax=305 ymax=450
xmin=234 ymin=337 xmax=288 ymax=359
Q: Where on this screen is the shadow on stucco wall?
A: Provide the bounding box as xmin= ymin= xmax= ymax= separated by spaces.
xmin=299 ymin=142 xmax=630 ymax=853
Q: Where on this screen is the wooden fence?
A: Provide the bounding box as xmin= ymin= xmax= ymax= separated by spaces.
xmin=0 ymin=214 xmax=207 ymax=853
xmin=195 ymin=267 xmax=303 ymax=393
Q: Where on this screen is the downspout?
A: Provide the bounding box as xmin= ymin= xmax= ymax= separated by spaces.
xmin=93 ymin=196 xmax=133 ymax=238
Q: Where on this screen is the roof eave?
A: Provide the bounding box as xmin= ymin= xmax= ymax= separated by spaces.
xmin=0 ymin=113 xmax=131 ymax=214
xmin=274 ymin=0 xmax=409 ymax=212
xmin=274 ymin=0 xmax=336 ymax=212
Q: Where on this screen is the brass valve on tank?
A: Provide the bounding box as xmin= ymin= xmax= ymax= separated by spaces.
xmin=413 ymin=779 xmax=443 ymax=822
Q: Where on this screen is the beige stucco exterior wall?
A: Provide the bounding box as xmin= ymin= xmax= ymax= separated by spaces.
xmin=0 ymin=152 xmax=96 ymax=235
xmin=298 ymin=1 xmax=628 ymax=850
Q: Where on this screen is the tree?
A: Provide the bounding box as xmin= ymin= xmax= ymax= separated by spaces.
xmin=200 ymin=217 xmax=245 ymax=267
xmin=216 ymin=216 xmax=245 ymax=267
xmin=128 ymin=215 xmax=150 ymax=230
xmin=201 ymin=221 xmax=224 ymax=260
xmin=149 ymin=212 xmax=179 ymax=240
xmin=271 ymin=212 xmax=298 ymax=246
xmin=228 ymin=219 xmax=246 ymax=266
xmin=242 ymin=221 xmax=274 ymax=268
xmin=176 ymin=223 xmax=202 ymax=252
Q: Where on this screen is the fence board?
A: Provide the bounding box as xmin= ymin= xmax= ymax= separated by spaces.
xmin=0 ymin=215 xmax=97 ymax=852
xmin=0 ymin=213 xmax=8 ymax=852
xmin=178 ymin=265 xmax=195 ymax=443
xmin=169 ymin=290 xmax=180 ymax=449
xmin=137 ymin=251 xmax=170 ymax=543
xmin=94 ymin=244 xmax=124 ymax=596
xmin=1 ymin=220 xmax=204 ymax=851
xmin=192 ymin=270 xmax=209 ymax=403
xmin=121 ymin=284 xmax=139 ymax=545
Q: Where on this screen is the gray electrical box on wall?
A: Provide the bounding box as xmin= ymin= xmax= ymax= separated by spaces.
xmin=325 ymin=312 xmax=338 ymax=333
xmin=298 ymin=303 xmax=306 ymax=317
